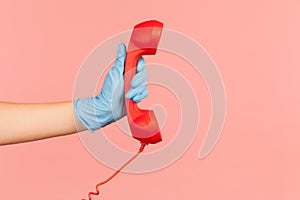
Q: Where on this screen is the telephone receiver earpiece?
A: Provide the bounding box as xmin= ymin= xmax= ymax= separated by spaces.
xmin=124 ymin=20 xmax=163 ymax=144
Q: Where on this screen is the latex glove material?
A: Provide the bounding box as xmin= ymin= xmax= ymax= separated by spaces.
xmin=74 ymin=43 xmax=148 ymax=132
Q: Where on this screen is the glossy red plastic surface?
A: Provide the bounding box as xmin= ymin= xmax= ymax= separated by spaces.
xmin=124 ymin=20 xmax=163 ymax=144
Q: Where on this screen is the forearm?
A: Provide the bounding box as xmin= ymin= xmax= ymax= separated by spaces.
xmin=0 ymin=101 xmax=86 ymax=145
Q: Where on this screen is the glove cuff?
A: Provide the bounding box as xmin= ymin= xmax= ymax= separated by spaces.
xmin=73 ymin=97 xmax=103 ymax=133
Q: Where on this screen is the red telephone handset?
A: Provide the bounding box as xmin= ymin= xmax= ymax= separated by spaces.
xmin=124 ymin=20 xmax=163 ymax=144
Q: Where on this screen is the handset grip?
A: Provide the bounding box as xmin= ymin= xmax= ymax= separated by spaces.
xmin=124 ymin=50 xmax=145 ymax=121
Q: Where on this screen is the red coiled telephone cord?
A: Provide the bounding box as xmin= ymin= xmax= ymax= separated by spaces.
xmin=82 ymin=142 xmax=147 ymax=200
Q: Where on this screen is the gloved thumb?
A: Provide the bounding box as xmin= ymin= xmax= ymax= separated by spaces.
xmin=113 ymin=43 xmax=126 ymax=76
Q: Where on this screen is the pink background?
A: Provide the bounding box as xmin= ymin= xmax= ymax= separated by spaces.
xmin=0 ymin=0 xmax=299 ymax=199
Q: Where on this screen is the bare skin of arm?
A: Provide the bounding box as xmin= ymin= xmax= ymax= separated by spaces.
xmin=0 ymin=101 xmax=86 ymax=146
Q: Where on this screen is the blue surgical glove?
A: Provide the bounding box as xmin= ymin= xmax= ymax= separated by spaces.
xmin=74 ymin=43 xmax=148 ymax=133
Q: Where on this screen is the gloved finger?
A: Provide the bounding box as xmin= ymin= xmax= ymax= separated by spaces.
xmin=112 ymin=43 xmax=126 ymax=76
xmin=131 ymin=58 xmax=147 ymax=88
xmin=131 ymin=68 xmax=147 ymax=88
xmin=132 ymin=90 xmax=149 ymax=103
xmin=136 ymin=57 xmax=145 ymax=73
xmin=125 ymin=82 xmax=147 ymax=99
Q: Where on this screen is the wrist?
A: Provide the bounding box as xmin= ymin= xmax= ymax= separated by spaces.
xmin=74 ymin=97 xmax=104 ymax=133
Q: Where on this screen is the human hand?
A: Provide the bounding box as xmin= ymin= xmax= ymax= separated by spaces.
xmin=74 ymin=43 xmax=148 ymax=132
